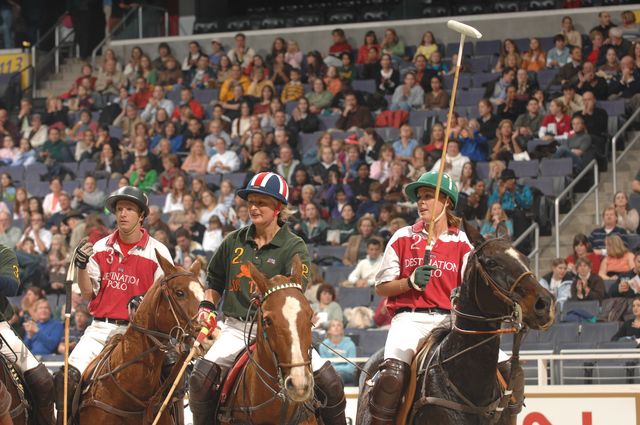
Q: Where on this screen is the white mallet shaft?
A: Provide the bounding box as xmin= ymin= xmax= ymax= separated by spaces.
xmin=447 ymin=20 xmax=482 ymax=39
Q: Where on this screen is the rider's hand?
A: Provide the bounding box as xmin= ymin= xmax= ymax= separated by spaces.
xmin=197 ymin=301 xmax=217 ymax=330
xmin=74 ymin=239 xmax=94 ymax=269
xmin=408 ymin=264 xmax=436 ymax=291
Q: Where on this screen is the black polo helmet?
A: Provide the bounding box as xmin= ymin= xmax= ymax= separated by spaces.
xmin=105 ymin=186 xmax=149 ymax=217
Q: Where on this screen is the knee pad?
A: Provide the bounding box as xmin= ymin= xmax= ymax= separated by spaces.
xmin=188 ymin=358 xmax=220 ymax=403
xmin=371 ymin=359 xmax=410 ymax=402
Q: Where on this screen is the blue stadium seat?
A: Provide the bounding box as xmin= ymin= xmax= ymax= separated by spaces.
xmin=226 ymin=172 xmax=248 ymax=189
xmin=338 ymin=287 xmax=373 ymax=309
xmin=26 ymin=181 xmax=50 ymax=198
xmin=407 ymin=110 xmax=434 ymax=129
xmin=322 ymin=265 xmax=354 ymax=286
xmin=315 ymin=245 xmax=347 ymax=261
xmin=298 ymin=132 xmax=319 ymax=155
xmin=95 ymin=179 xmax=108 ymax=192
xmin=622 ymin=234 xmax=640 ymax=251
xmin=474 ymin=40 xmax=501 ymax=57
xmin=204 ymin=173 xmax=222 ymax=189
xmin=476 ymin=161 xmax=490 ymax=180
xmin=318 ymin=114 xmax=339 ymax=130
xmin=77 ymin=160 xmax=97 ymax=179
xmin=508 ymin=159 xmax=539 ymax=178
xmin=147 ymin=193 xmax=167 ymax=208
xmin=561 ymin=300 xmax=599 ymax=322
xmin=540 ymin=157 xmax=572 ymax=177
xmin=445 ymin=41 xmax=474 ymax=58
xmin=471 ymin=73 xmax=495 ymax=88
xmin=443 ymin=74 xmax=471 ymax=90
xmin=0 ymin=165 xmax=24 ymax=183
xmin=578 ymin=322 xmax=620 ymax=345
xmin=285 ymin=100 xmax=299 ymax=114
xmin=538 ymin=323 xmax=579 ymax=349
xmin=457 ymin=88 xmax=485 ymax=107
xmin=513 ymin=38 xmax=530 ymax=53
xmin=24 ymin=162 xmax=48 ymax=179
xmin=352 ymin=79 xmax=376 ymax=94
xmin=535 ymin=69 xmax=556 ymax=88
xmin=598 ymin=100 xmax=625 ymax=116
xmin=467 ymin=56 xmax=491 ymax=73
xmin=358 ymin=329 xmax=388 ymax=356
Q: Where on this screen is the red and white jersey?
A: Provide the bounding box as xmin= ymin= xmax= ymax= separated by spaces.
xmin=86 ymin=228 xmax=173 ymax=320
xmin=375 ymin=221 xmax=473 ymax=315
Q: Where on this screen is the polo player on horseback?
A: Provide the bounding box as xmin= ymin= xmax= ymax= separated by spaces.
xmin=189 ymin=171 xmax=348 ymax=425
xmin=0 ymin=243 xmax=55 ymax=425
xmin=53 ymin=186 xmax=173 ymax=425
xmin=368 ymin=171 xmax=475 ymax=425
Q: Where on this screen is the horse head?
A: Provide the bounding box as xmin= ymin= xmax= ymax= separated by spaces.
xmin=461 ymin=220 xmax=555 ymax=331
xmin=248 ymin=255 xmax=315 ymax=403
xmin=133 ymin=250 xmax=205 ymax=337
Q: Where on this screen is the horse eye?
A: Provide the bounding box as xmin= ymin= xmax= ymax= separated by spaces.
xmin=485 ymin=259 xmax=498 ymax=268
xmin=264 ymin=317 xmax=273 ymax=326
xmin=175 ymin=290 xmax=185 ymax=298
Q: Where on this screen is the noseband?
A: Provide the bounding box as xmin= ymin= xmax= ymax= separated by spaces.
xmin=452 ymin=238 xmax=533 ymax=335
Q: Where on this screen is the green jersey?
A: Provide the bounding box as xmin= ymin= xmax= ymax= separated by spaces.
xmin=206 ymin=224 xmax=311 ymax=319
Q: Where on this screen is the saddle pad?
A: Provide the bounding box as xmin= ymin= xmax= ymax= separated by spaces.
xmin=219 ymin=344 xmax=256 ymax=404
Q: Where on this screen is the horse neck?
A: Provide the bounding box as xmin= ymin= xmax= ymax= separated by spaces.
xmin=441 ymin=273 xmax=502 ymax=403
xmin=252 ymin=324 xmax=280 ymax=378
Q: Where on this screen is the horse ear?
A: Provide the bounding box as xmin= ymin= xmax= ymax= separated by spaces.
xmin=249 ymin=263 xmax=270 ymax=295
xmin=462 ymin=218 xmax=485 ymax=248
xmin=290 ymin=255 xmax=302 ymax=284
xmin=155 ymin=249 xmax=175 ymax=276
xmin=495 ymin=222 xmax=511 ymax=241
xmin=189 ymin=257 xmax=202 ymax=276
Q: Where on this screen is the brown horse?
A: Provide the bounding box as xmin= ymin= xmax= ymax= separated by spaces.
xmin=357 ymin=222 xmax=556 ymax=425
xmin=217 ymin=255 xmax=317 ymax=425
xmin=78 ymin=251 xmax=204 ymax=425
xmin=0 ymin=352 xmax=30 ymax=425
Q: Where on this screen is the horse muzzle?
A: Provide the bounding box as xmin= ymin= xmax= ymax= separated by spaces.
xmin=532 ymin=293 xmax=556 ymax=330
xmin=284 ymin=371 xmax=314 ymax=403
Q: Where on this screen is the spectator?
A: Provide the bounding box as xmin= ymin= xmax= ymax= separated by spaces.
xmin=381 ymin=28 xmax=405 ymax=61
xmin=306 ymin=78 xmax=334 ymax=114
xmin=284 ymin=40 xmax=303 ymax=69
xmin=157 ymin=57 xmax=183 ymax=86
xmin=608 ymin=56 xmax=640 ymax=99
xmin=128 ymin=156 xmax=157 ymax=193
xmin=430 ymin=139 xmax=471 ymax=183
xmin=560 ymin=16 xmax=582 ymax=48
xmin=274 ymin=145 xmax=301 ymax=185
xmin=181 ymin=41 xmax=205 ymax=73
xmin=207 ymin=138 xmax=240 ymax=174
xmin=199 ymin=190 xmax=228 ymax=226
xmin=424 ymin=76 xmax=449 ymax=110
xmin=552 ymin=47 xmax=583 ymax=87
xmin=427 ymin=50 xmax=448 ymax=75
xmin=47 ymin=233 xmax=70 ymax=293
xmin=369 ymin=144 xmax=394 ymax=184
xmin=591 ymin=11 xmax=614 ymax=39
xmin=620 ymin=10 xmax=640 ymax=38
xmin=39 ymin=127 xmax=74 ymax=166
xmin=477 ymin=99 xmax=499 ymax=140
xmin=323 ymin=65 xmax=342 ymax=96
xmin=140 ymin=85 xmax=175 ymax=123
xmin=589 ymin=205 xmax=628 ymax=254
xmin=540 ymin=258 xmax=574 ymax=308
xmin=495 ymin=39 xmax=521 ymax=73
xmin=172 ymin=87 xmax=205 ymax=121
xmin=570 ymin=257 xmax=606 ymax=301
xmin=202 ymin=215 xmax=224 ymax=253
xmin=597 ymin=27 xmax=631 ymax=66
xmin=95 ymin=58 xmax=125 ymax=98
xmin=296 ymin=202 xmax=328 ymax=244
xmin=343 ymin=215 xmax=377 ymax=266
xmin=552 ymin=115 xmax=592 ymax=173
xmin=208 ymin=38 xmax=226 ymax=68
xmin=487 ymin=168 xmax=533 ymax=214
xmin=565 ymin=233 xmax=602 ymax=275
xmin=575 ymin=62 xmax=608 ymax=100
xmin=145 ymin=205 xmax=171 ymax=238
xmin=546 ymin=34 xmax=570 ymax=68
xmin=57 ymin=305 xmax=91 ymax=355
xmin=246 ymin=66 xmax=275 ymax=99
xmin=23 ymin=299 xmax=63 ymax=355
xmin=188 ymin=55 xmax=215 ymax=89
xmin=344 ymin=238 xmax=383 ymax=288
xmin=485 ymin=69 xmax=515 ymax=107
xmin=480 ymin=202 xmax=513 ymax=239
xmin=415 ymin=31 xmax=438 ymax=62
xmin=598 ymin=47 xmax=621 ymax=80
xmin=609 ymin=253 xmax=640 ymax=298
xmin=390 ymin=71 xmax=424 ymax=111
xmin=521 ymin=37 xmax=546 ymax=72
xmin=573 ymin=92 xmax=608 ymax=155
xmin=270 ymin=52 xmax=292 ymax=86
xmin=337 ymin=52 xmax=356 ymax=82
xmin=319 ymin=320 xmax=357 ymax=385
xmin=280 ymin=68 xmax=305 ymax=104
xmin=598 ymin=234 xmax=635 ymax=281
xmin=382 ymin=161 xmax=409 ymax=203
xmin=513 ymin=98 xmax=543 ymax=147
xmin=23 ymin=114 xmax=48 ymax=149
xmin=162 ymin=175 xmax=187 ymax=214
xmin=392 ymin=125 xmax=418 ymax=163
xmin=538 ymin=99 xmax=571 ymax=145
xmin=585 ymin=30 xmax=604 ymax=66
xmin=611 ymin=295 xmax=640 ymax=344
xmin=311 ymin=284 xmax=343 ymax=330
xmin=226 ymin=33 xmax=255 ymax=69
xmin=613 ymin=191 xmax=639 ymax=232
xmin=46 ymin=192 xmax=73 ymax=230
xmin=336 ymin=91 xmax=374 ymax=131
xmin=219 ymin=65 xmax=251 ymax=103
xmin=173 ymin=227 xmax=203 ymax=266
xmin=96 ymin=143 xmax=126 ymax=179
xmin=0 ymin=211 xmax=20 ymax=248
xmin=289 ymin=97 xmax=320 ymax=134
xmin=304 ymin=50 xmax=326 ymax=84
xmin=182 ymin=208 xmax=206 ymax=245
xmin=373 ymin=53 xmax=401 ymax=95
xmin=554 ymin=83 xmax=583 ymax=116
xmin=496 ymin=85 xmax=525 ymax=123
xmin=357 ymin=30 xmax=380 ymax=65
xmin=180 ymin=139 xmax=208 ymax=175
xmin=326 ymin=28 xmax=353 ymax=67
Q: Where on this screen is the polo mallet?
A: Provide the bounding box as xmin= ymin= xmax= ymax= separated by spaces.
xmin=63 ymin=246 xmax=80 ymax=425
xmin=151 ymin=312 xmax=219 ymax=425
xmin=425 ymin=20 xmax=482 ymax=248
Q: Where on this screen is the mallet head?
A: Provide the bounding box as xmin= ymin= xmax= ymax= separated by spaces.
xmin=447 ymin=20 xmax=482 ymax=39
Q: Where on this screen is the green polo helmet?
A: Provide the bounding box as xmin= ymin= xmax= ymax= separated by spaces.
xmin=404 ymin=171 xmax=459 ymax=207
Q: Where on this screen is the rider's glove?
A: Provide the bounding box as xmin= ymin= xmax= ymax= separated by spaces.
xmin=74 ymin=240 xmax=94 ymax=269
xmin=197 ymin=301 xmax=217 ymax=331
xmin=407 ymin=264 xmax=437 ymax=291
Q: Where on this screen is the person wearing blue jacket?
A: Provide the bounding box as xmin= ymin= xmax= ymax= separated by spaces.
xmin=319 ymin=320 xmax=357 ymax=385
xmin=24 ymin=298 xmax=64 ymax=356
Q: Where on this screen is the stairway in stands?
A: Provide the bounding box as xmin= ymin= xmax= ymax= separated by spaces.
xmin=537 ymin=131 xmax=640 ymax=270
xmin=38 ymin=57 xmax=87 ymax=99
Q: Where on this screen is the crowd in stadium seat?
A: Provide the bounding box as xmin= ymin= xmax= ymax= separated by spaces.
xmin=3 ymin=9 xmax=640 ymax=358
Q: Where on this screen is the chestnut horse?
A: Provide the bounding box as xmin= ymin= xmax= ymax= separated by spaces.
xmin=0 ymin=351 xmax=30 ymax=425
xmin=217 ymin=255 xmax=317 ymax=425
xmin=77 ymin=251 xmax=204 ymax=425
xmin=357 ymin=222 xmax=556 ymax=425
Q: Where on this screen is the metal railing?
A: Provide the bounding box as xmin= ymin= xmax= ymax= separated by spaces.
xmin=30 ymin=13 xmax=74 ymax=97
xmin=514 ymin=222 xmax=540 ymax=276
xmin=554 ymin=160 xmax=599 ymax=258
xmin=91 ymin=5 xmax=169 ymax=69
xmin=612 ymin=107 xmax=640 ymax=194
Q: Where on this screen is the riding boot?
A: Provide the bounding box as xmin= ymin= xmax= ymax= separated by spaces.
xmin=313 ymin=361 xmax=347 ymax=425
xmin=24 ymin=363 xmax=56 ymax=425
xmin=188 ymin=358 xmax=220 ymax=425
xmin=369 ymin=359 xmax=410 ymax=425
xmin=54 ymin=365 xmax=82 ymax=425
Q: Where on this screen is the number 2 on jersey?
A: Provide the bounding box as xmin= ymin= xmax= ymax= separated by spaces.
xmin=231 ymin=247 xmax=244 ymax=264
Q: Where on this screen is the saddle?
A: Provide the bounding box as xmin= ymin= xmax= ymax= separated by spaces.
xmin=218 ymin=343 xmax=257 ymax=405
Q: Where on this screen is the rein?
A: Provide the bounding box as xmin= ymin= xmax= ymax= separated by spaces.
xmin=218 ymin=282 xmax=314 ymax=425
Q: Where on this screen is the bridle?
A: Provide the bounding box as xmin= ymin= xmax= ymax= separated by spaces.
xmin=219 ymin=282 xmax=314 ymax=425
xmin=81 ymin=269 xmax=202 ymax=419
xmin=451 ymin=237 xmax=533 ymax=336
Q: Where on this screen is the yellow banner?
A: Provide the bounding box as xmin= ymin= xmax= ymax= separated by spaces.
xmin=0 ymin=52 xmax=30 ymax=89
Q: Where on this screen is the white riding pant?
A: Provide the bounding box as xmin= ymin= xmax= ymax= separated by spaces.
xmin=383 ymin=312 xmax=509 ymax=364
xmin=68 ymin=321 xmax=127 ymax=374
xmin=0 ymin=321 xmax=39 ymax=372
xmin=203 ymin=317 xmax=326 ymax=374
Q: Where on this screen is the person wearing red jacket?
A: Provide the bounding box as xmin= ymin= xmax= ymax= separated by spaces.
xmin=171 ymin=87 xmax=205 ymax=120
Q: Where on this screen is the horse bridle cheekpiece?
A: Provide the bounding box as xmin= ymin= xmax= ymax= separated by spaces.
xmin=452 ymin=238 xmax=533 ymax=335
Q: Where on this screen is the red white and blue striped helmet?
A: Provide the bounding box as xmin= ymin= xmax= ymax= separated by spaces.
xmin=237 ymin=172 xmax=290 ymax=205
